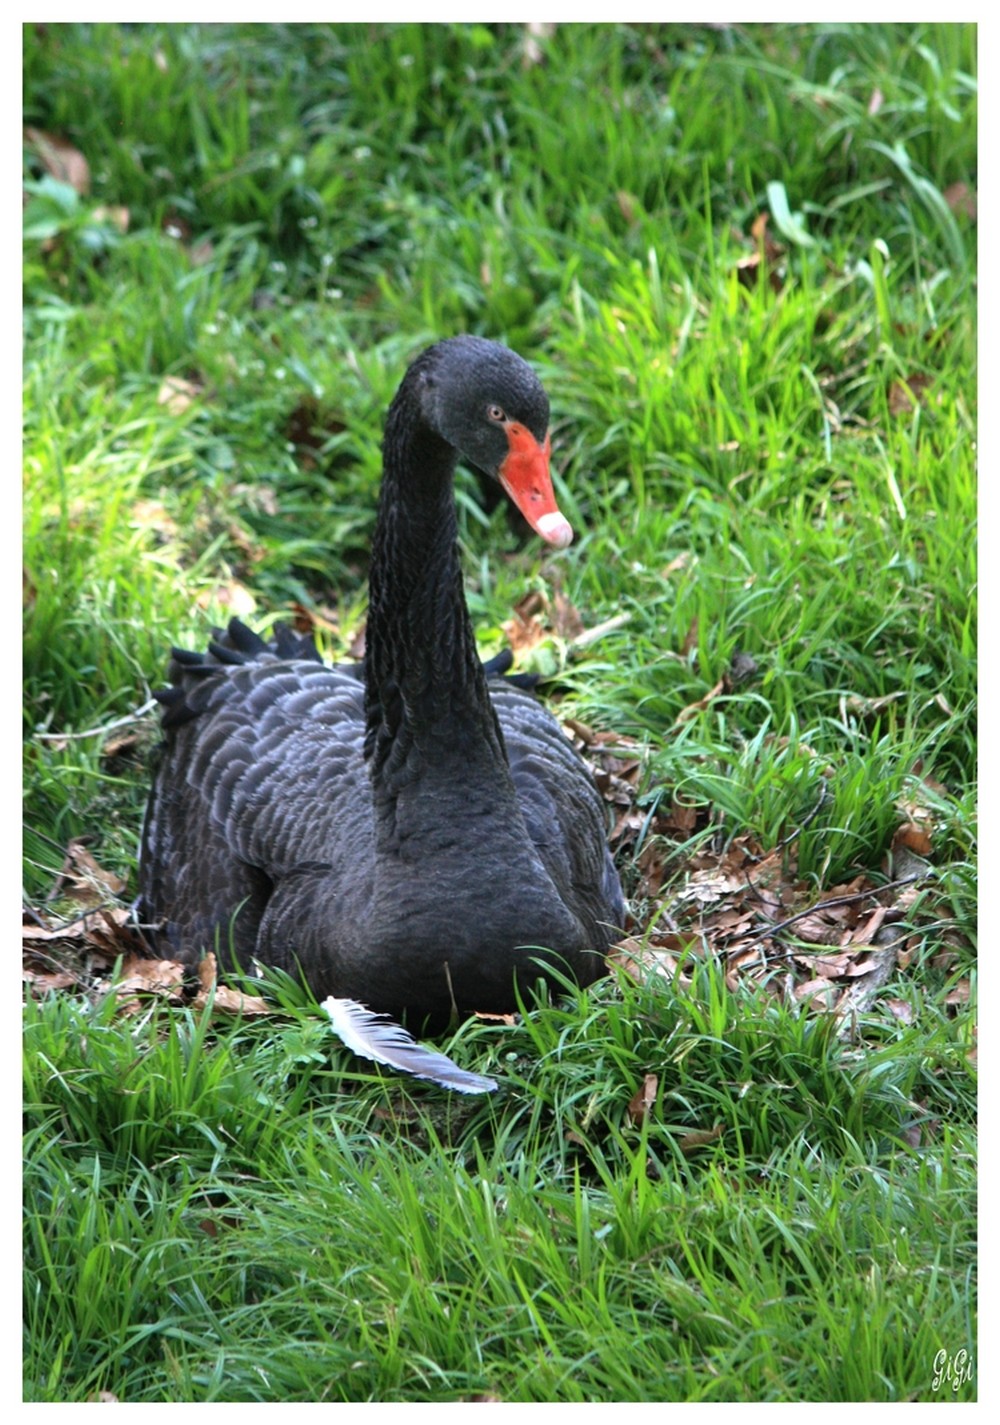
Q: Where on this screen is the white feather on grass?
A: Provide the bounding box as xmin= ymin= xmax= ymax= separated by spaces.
xmin=322 ymin=997 xmax=499 ymax=1095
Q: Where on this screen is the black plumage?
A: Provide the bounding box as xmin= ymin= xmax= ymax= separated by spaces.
xmin=138 ymin=337 xmax=626 ymax=1023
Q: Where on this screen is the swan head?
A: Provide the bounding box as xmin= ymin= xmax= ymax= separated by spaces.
xmin=415 ymin=336 xmax=574 ymax=549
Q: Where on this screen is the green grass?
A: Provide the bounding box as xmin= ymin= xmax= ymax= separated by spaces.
xmin=23 ymin=966 xmax=975 ymax=1402
xmin=23 ymin=22 xmax=976 ymax=1403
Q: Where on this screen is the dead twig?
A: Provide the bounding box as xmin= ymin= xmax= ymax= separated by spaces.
xmin=569 ymin=611 xmax=631 ymax=649
xmin=34 ymin=698 xmax=159 ymax=743
xmin=742 ymin=873 xmax=926 ymax=946
xmin=744 ymin=782 xmax=829 ymax=865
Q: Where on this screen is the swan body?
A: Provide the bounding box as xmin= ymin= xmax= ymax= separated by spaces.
xmin=138 ymin=337 xmax=625 ymax=1022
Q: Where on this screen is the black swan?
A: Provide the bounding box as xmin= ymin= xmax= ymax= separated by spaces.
xmin=138 ymin=336 xmax=626 ymax=1029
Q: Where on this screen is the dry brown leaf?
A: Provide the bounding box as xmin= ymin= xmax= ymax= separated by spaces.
xmin=502 ymin=590 xmax=546 ymax=653
xmin=563 ymin=715 xmax=595 ymax=744
xmin=851 ymin=905 xmax=889 ymax=943
xmin=886 ymin=998 xmax=915 ymax=1025
xmin=888 ymin=374 xmax=932 ymax=416
xmin=346 ymin=621 xmax=366 ymax=660
xmin=286 ymin=599 xmax=337 ymax=637
xmin=573 ymin=724 xmax=645 ymax=763
xmin=551 ymin=590 xmax=585 ymax=641
xmin=909 ymin=760 xmax=951 ymax=798
xmin=680 ymin=616 xmax=699 ymax=657
xmin=837 ymin=953 xmax=880 ymax=978
xmin=113 ymin=956 xmax=186 ymax=1000
xmin=893 ymin=821 xmax=933 ymax=857
xmin=23 ymin=967 xmax=80 ymax=993
xmin=660 ymin=798 xmax=700 ymax=834
xmin=901 ymin=1102 xmax=940 ymax=1149
xmin=821 ymin=876 xmax=872 ymax=904
xmin=675 ymin=863 xmax=748 ymax=905
xmin=131 ymin=498 xmax=179 ymax=541
xmin=189 ymin=951 xmax=271 ymax=1015
xmin=194 ymin=982 xmax=272 ymax=1016
xmin=616 ymin=190 xmax=639 ymax=226
xmin=943 ymin=181 xmax=976 ymax=219
xmin=943 ymin=979 xmax=971 ymax=1010
xmin=611 ymin=806 xmax=648 ymax=846
xmin=512 ymin=589 xmax=545 ymax=621
xmin=22 ymin=917 xmax=87 ymax=946
xmin=502 ymin=587 xmax=591 ymax=652
xmin=844 ymin=690 xmax=907 ymax=718
xmin=197 ymin=952 xmax=219 ymax=995
xmin=579 ymin=746 xmax=955 ymax=1020
xmin=735 ymin=252 xmax=766 ymax=286
xmin=675 ymin=678 xmax=725 ymax=726
xmin=592 ymin=765 xmax=642 ymax=802
xmin=661 ymin=552 xmax=693 ymax=577
xmin=634 ymin=841 xmax=672 ymax=898
xmin=750 ymin=211 xmax=773 ymax=246
xmin=793 ymin=976 xmax=839 ymax=1002
xmin=711 ymin=909 xmax=756 ymax=934
xmin=793 ymin=950 xmax=861 ymax=978
xmin=51 ymin=840 xmax=127 ymax=905
xmin=101 ymin=731 xmax=144 ymax=766
xmin=158 ymin=375 xmax=203 ymax=415
xmin=735 ymin=212 xmax=785 ymax=292
xmin=627 ymin=1073 xmax=659 ymax=1126
xmin=788 ymin=915 xmax=851 ymax=946
xmin=88 ymin=907 xmax=145 ymax=959
xmin=611 ymin=936 xmax=692 ymax=985
xmin=725 ymin=944 xmax=767 ymax=975
xmin=22 ymin=904 xmax=134 ymax=953
xmin=195 ymin=581 xmax=257 ymax=617
xmin=610 ymin=934 xmax=657 ymax=965
xmin=678 ymin=1124 xmax=724 ymax=1155
xmin=25 ymin=126 xmax=90 ymax=193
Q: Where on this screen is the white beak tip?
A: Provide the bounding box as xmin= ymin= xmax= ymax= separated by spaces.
xmin=536 ymin=512 xmax=574 ymax=549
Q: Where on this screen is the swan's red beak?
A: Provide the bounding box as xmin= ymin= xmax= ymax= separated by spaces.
xmin=498 ymin=427 xmax=574 ymax=548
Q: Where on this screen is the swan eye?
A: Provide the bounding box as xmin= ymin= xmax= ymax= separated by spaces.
xmin=487 ymin=404 xmax=506 ymax=423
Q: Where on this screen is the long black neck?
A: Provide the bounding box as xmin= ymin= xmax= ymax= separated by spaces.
xmin=363 ymin=380 xmax=518 ymax=851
